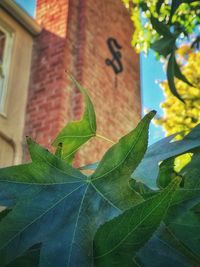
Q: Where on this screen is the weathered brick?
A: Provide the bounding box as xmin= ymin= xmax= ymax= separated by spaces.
xmin=24 ymin=0 xmax=141 ymax=166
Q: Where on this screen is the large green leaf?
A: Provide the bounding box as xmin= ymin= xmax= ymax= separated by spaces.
xmin=52 ymin=76 xmax=96 ymax=163
xmin=133 ymin=124 xmax=200 ymax=188
xmin=0 ymin=111 xmax=155 ymax=266
xmin=94 ymin=177 xmax=180 ymax=267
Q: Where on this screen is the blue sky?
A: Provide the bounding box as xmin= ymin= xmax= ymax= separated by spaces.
xmin=141 ymin=52 xmax=165 ymax=144
xmin=15 ymin=0 xmax=36 ymax=16
xmin=15 ymin=0 xmax=165 ymax=144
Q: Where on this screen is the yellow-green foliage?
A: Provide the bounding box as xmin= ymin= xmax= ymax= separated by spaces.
xmin=122 ymin=1 xmax=200 ymax=170
xmin=155 ymin=48 xmax=200 ymax=138
xmin=122 ymin=0 xmax=200 ymax=54
xmin=155 ymin=47 xmax=200 ymax=171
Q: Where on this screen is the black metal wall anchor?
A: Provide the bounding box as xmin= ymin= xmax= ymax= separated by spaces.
xmin=105 ymin=38 xmax=123 ymax=74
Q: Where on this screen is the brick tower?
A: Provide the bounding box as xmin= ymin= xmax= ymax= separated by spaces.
xmin=25 ymin=0 xmax=141 ymax=165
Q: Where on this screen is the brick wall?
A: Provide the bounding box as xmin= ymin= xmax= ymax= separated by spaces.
xmin=25 ymin=0 xmax=141 ymax=166
xmin=25 ymin=0 xmax=70 ymax=149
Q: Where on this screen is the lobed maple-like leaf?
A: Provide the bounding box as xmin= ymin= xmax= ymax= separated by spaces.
xmin=0 ymin=111 xmax=155 ymax=267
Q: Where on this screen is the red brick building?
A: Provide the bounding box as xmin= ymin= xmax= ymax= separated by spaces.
xmin=0 ymin=0 xmax=141 ymax=167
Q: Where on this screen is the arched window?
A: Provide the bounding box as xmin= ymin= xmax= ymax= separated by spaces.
xmin=0 ymin=30 xmax=6 ymax=107
xmin=0 ymin=24 xmax=13 ymax=115
xmin=0 ymin=30 xmax=6 ymax=62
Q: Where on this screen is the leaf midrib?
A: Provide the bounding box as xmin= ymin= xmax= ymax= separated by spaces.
xmin=66 ymin=180 xmax=122 ymax=266
xmin=55 ymin=134 xmax=95 ymax=141
xmin=95 ymin=187 xmax=174 ymax=259
xmin=91 ymin=182 xmax=121 ymax=212
xmin=35 ymin=151 xmax=86 ymax=181
xmin=67 ymin=184 xmax=89 ymax=266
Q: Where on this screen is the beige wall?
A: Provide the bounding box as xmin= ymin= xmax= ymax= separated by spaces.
xmin=0 ymin=8 xmax=33 ymax=167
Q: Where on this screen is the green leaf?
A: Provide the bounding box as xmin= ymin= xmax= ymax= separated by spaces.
xmin=52 ymin=76 xmax=96 ymax=163
xmin=166 ymin=45 xmax=195 ymax=100
xmin=129 ymin=179 xmax=156 ymax=199
xmin=0 ymin=111 xmax=155 ymax=267
xmin=137 ymin=223 xmax=200 ymax=267
xmin=134 ymin=123 xmax=200 ymax=188
xmin=156 ymin=0 xmax=164 ymax=13
xmin=94 ymin=177 xmax=180 ymax=267
xmin=172 ymin=153 xmax=200 ymax=205
xmin=6 ymin=245 xmax=40 ymax=267
xmin=166 ymin=206 xmax=200 ymax=262
xmin=150 ymin=15 xmax=177 ymax=57
xmin=174 ymin=57 xmax=193 ymax=87
xmin=0 ymin=140 xmax=94 ymax=266
xmin=191 ymin=202 xmax=200 ymax=213
xmin=158 ymin=153 xmax=200 ymax=266
xmin=54 ymin=143 xmax=63 ymax=158
xmin=91 ymin=111 xmax=156 ymax=210
xmin=157 ymin=157 xmax=177 ymax=188
xmin=168 ymin=0 xmax=199 ymax=24
xmin=167 ymin=51 xmax=184 ymax=102
xmin=191 ymin=36 xmax=200 ymax=50
xmin=151 ymin=37 xmax=176 ymax=57
xmin=169 ymin=0 xmax=182 ymax=24
xmin=141 ymin=151 xmax=200 ymax=266
xmin=0 ymin=209 xmax=10 ymax=221
xmin=150 ymin=16 xmax=172 ymax=37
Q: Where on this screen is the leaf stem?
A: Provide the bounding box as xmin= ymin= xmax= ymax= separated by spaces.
xmin=96 ymin=134 xmax=115 ymax=144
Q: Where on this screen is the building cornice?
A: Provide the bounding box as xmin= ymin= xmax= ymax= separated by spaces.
xmin=0 ymin=0 xmax=41 ymax=36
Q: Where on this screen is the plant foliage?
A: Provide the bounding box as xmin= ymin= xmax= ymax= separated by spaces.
xmin=155 ymin=48 xmax=200 ymax=137
xmin=122 ymin=0 xmax=200 ymax=101
xmin=0 ymin=81 xmax=200 ymax=266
